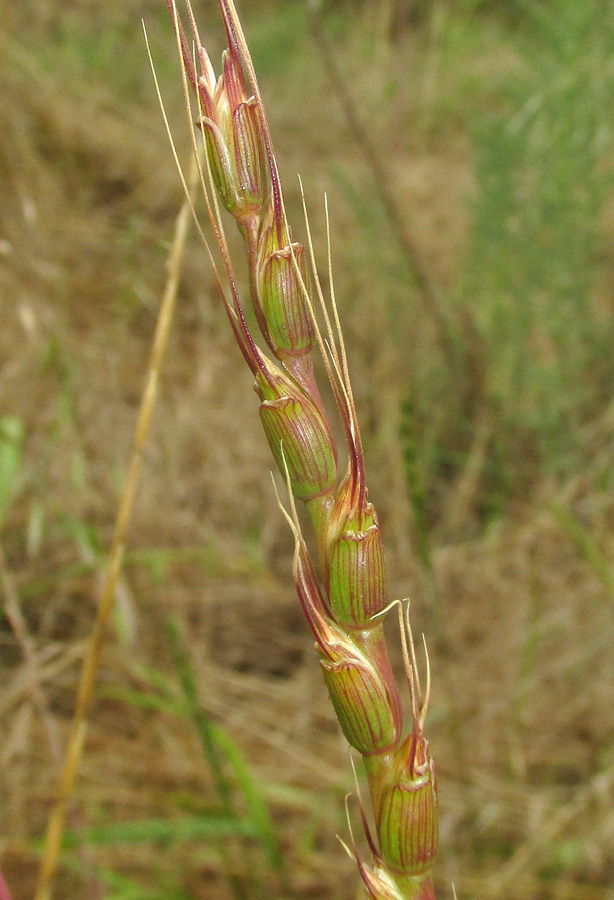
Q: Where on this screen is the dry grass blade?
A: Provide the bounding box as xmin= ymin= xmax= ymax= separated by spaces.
xmin=0 ymin=544 xmax=61 ymax=767
xmin=492 ymin=761 xmax=614 ymax=893
xmin=33 ymin=159 xmax=198 ymax=900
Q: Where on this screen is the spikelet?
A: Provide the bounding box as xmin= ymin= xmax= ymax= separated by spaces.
xmin=255 ymin=354 xmax=337 ymax=504
xmin=255 ymin=208 xmax=315 ymax=360
xmin=326 ymin=471 xmax=388 ymax=628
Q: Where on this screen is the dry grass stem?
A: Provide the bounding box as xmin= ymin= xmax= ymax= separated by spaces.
xmin=33 ymin=159 xmax=197 ymax=900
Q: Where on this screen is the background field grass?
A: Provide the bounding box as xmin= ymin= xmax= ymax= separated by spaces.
xmin=1 ymin=1 xmax=614 ymax=898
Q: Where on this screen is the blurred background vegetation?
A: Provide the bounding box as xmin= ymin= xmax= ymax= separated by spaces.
xmin=1 ymin=0 xmax=614 ymax=898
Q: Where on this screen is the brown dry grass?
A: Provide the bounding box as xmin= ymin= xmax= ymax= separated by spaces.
xmin=1 ymin=2 xmax=613 ymax=899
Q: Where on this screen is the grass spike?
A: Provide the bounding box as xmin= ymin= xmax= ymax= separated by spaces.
xmin=164 ymin=2 xmax=439 ymax=895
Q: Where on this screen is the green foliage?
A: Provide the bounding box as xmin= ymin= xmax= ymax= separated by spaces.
xmin=462 ymin=0 xmax=614 ymax=472
xmin=54 ymin=858 xmax=193 ymax=900
xmin=61 ymin=814 xmax=257 ymax=848
xmin=247 ymin=3 xmax=310 ymax=79
xmin=59 ymin=619 xmax=286 ymax=900
xmin=397 ymin=0 xmax=614 ymax=531
xmin=0 ymin=418 xmax=25 ymax=526
xmin=167 ymin=618 xmax=286 ymax=897
xmin=399 ymin=394 xmax=433 ymax=573
xmin=31 ymin=5 xmax=177 ymax=100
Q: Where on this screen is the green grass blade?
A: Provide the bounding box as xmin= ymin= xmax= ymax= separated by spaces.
xmin=211 ymin=722 xmax=287 ymax=881
xmin=0 ymin=417 xmax=24 ymax=525
xmin=166 ymin=617 xmax=234 ymax=810
xmin=58 ymin=856 xmax=192 ymax=900
xmin=99 ymin=681 xmax=185 ymax=715
xmin=61 ymin=814 xmax=257 ymax=848
xmin=166 ymin=616 xmax=253 ymax=900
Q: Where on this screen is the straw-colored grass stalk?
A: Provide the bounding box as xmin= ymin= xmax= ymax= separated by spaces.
xmin=165 ymin=1 xmax=439 ymax=896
